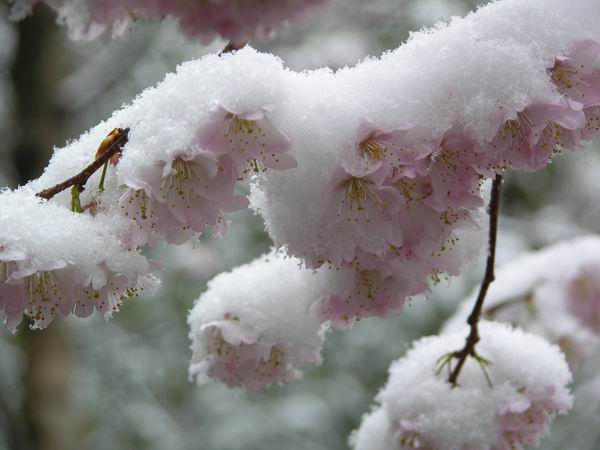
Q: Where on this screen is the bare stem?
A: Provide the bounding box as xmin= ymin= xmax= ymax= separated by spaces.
xmin=36 ymin=128 xmax=129 ymax=201
xmin=447 ymin=173 xmax=503 ymax=386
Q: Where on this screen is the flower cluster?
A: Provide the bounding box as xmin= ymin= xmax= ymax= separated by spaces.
xmin=0 ymin=190 xmax=157 ymax=329
xmin=330 ymin=40 xmax=600 ymax=326
xmin=444 ymin=236 xmax=600 ymax=369
xmin=249 ymin=0 xmax=600 ymax=329
xmin=0 ymin=49 xmax=298 ymax=329
xmin=188 ymin=251 xmax=328 ymax=391
xmin=351 ymin=322 xmax=573 ymax=450
xmin=10 ymin=0 xmax=329 ymax=44
xmin=119 ymin=103 xmax=294 ymax=246
xmin=279 ymin=39 xmax=600 ymax=329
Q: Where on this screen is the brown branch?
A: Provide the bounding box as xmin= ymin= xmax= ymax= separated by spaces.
xmin=36 ymin=128 xmax=129 ymax=201
xmin=447 ymin=173 xmax=503 ymax=386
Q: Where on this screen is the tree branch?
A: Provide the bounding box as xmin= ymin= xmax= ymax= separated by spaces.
xmin=447 ymin=173 xmax=503 ymax=386
xmin=36 ymin=128 xmax=129 ymax=201
xmin=35 ymin=42 xmax=244 ymax=203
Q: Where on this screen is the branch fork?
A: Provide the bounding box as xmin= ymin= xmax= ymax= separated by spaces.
xmin=443 ymin=174 xmax=503 ymax=387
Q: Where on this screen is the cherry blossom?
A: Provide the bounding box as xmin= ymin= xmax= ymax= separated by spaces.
xmin=488 ymin=99 xmax=586 ymax=171
xmin=188 ymin=251 xmax=327 ymax=391
xmin=0 ymin=190 xmax=157 ymax=329
xmin=315 ymin=266 xmax=407 ymax=329
xmin=422 ymin=128 xmax=485 ymax=211
xmin=196 ymin=104 xmax=296 ymax=181
xmin=550 ymin=40 xmax=600 ymax=106
xmin=352 ymin=322 xmax=573 ymax=450
xmin=120 ymin=149 xmax=247 ymax=245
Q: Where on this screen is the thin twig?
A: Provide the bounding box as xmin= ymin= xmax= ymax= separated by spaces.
xmin=36 ymin=128 xmax=129 ymax=201
xmin=447 ymin=173 xmax=503 ymax=386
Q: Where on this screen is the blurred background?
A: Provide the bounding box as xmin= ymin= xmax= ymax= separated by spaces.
xmin=1 ymin=0 xmax=600 ymax=449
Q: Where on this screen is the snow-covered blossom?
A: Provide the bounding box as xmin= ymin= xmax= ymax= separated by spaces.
xmin=353 ymin=119 xmax=423 ymax=177
xmin=352 ymin=322 xmax=572 ymax=450
xmin=196 ymin=104 xmax=296 ymax=181
xmin=120 ymin=149 xmax=247 ymax=245
xmin=0 ymin=189 xmax=157 ymax=330
xmin=487 ymin=100 xmax=586 ymax=172
xmin=323 ymin=163 xmax=404 ymax=248
xmin=188 ymin=251 xmax=329 ymax=391
xmin=4 ymin=0 xmax=600 ymax=339
xmin=26 ymin=49 xmax=292 ymax=246
xmin=550 ymin=40 xmax=600 ymax=107
xmin=422 ymin=128 xmax=485 ymax=211
xmin=444 ymin=236 xmax=600 ymax=369
xmin=10 ymin=0 xmax=329 ymax=44
xmin=315 ymin=265 xmax=406 ymax=329
xmin=550 ymin=40 xmax=600 ymax=143
xmin=249 ymin=0 xmax=600 ymax=321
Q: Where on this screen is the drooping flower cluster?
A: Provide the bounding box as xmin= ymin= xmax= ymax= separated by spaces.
xmin=9 ymin=0 xmax=329 ymax=44
xmin=315 ymin=37 xmax=600 ymax=325
xmin=118 ymin=103 xmax=295 ymax=246
xmin=351 ymin=322 xmax=573 ymax=450
xmin=251 ymin=3 xmax=600 ymax=327
xmin=444 ymin=236 xmax=600 ymax=369
xmin=0 ymin=189 xmax=157 ymax=329
xmin=112 ymin=50 xmax=294 ymax=246
xmin=0 ymin=49 xmax=297 ymax=328
xmin=0 ymin=0 xmax=599 ymax=396
xmin=188 ymin=251 xmax=329 ymax=391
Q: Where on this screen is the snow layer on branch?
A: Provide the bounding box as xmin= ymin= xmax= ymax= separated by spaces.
xmin=0 ymin=189 xmax=147 ymax=277
xmin=10 ymin=0 xmax=329 ymax=44
xmin=353 ymin=322 xmax=572 ymax=450
xmin=444 ymin=236 xmax=600 ymax=368
xmin=188 ymin=250 xmax=328 ymax=391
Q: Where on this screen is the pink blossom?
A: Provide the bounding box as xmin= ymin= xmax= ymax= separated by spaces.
xmin=421 ymin=129 xmax=485 ymax=211
xmin=353 ymin=119 xmax=429 ymax=177
xmin=190 ymin=315 xmax=321 ymax=391
xmin=550 ymin=40 xmax=600 ymax=106
xmin=582 ymin=102 xmax=600 ymax=140
xmin=314 ymin=252 xmax=428 ymax=329
xmin=567 ymin=263 xmax=600 ymax=333
xmin=196 ymin=104 xmax=296 ymax=180
xmin=120 ymin=149 xmax=247 ymax=245
xmin=73 ymin=268 xmax=158 ymax=320
xmin=496 ymin=386 xmax=571 ymax=450
xmin=0 ymin=244 xmax=157 ymax=329
xmin=323 ymin=163 xmax=404 ymax=243
xmin=489 ymin=99 xmax=586 ymax=171
xmin=5 ymin=260 xmax=76 ymax=329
